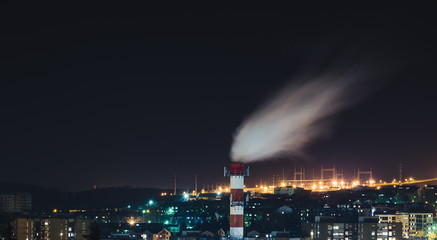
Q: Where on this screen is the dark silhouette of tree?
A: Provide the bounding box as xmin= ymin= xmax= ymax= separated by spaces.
xmin=89 ymin=221 xmax=100 ymax=240
xmin=0 ymin=219 xmax=15 ymax=240
xmin=180 ymin=221 xmax=187 ymax=231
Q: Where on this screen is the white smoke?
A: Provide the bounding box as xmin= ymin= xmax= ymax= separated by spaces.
xmin=231 ymin=70 xmax=369 ymax=163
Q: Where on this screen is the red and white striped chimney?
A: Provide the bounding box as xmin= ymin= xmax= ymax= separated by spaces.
xmin=225 ymin=163 xmax=249 ymax=239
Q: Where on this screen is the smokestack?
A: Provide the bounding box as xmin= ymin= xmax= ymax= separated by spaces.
xmin=225 ymin=163 xmax=249 ymax=239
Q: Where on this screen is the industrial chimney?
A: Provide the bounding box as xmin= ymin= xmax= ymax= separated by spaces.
xmin=224 ymin=163 xmax=249 ymax=239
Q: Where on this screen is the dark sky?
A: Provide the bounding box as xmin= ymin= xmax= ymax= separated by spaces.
xmin=1 ymin=2 xmax=437 ymax=190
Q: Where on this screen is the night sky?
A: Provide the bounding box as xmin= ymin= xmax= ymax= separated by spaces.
xmin=1 ymin=2 xmax=437 ymax=190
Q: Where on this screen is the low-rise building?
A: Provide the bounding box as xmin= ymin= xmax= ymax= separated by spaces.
xmin=152 ymin=229 xmax=171 ymax=240
xmin=273 ymin=187 xmax=295 ymax=196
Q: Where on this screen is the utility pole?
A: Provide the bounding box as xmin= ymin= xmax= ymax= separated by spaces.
xmin=174 ymin=175 xmax=177 ymax=195
xmin=399 ymin=163 xmax=403 ymax=183
xmin=321 ymin=165 xmax=323 ymax=181
xmin=294 ymin=163 xmax=297 ymax=181
xmin=195 ymin=174 xmax=197 ymax=195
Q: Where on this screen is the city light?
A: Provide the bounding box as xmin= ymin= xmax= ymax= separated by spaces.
xmin=167 ymin=208 xmax=174 ymax=214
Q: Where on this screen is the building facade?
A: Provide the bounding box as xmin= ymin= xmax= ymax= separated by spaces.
xmin=304 ymin=216 xmax=402 ymax=240
xmin=0 ymin=193 xmax=31 ymax=213
xmin=152 ymin=229 xmax=171 ymax=240
xmin=376 ymin=211 xmax=434 ymax=239
xmin=15 ymin=218 xmax=90 ymax=240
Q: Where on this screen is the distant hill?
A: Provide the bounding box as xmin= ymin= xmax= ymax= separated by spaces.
xmin=0 ymin=181 xmax=171 ymax=210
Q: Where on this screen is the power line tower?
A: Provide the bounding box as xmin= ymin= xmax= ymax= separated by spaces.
xmin=321 ymin=165 xmax=336 ymax=182
xmin=294 ymin=168 xmax=305 ymax=185
xmin=357 ymin=168 xmax=373 ymax=184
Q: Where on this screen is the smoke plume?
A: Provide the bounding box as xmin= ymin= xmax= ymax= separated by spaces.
xmin=231 ymin=68 xmax=372 ymax=163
